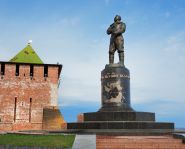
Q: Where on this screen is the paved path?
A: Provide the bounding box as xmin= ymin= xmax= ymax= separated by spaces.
xmin=72 ymin=134 xmax=96 ymax=149
xmin=0 ymin=131 xmax=6 ymax=134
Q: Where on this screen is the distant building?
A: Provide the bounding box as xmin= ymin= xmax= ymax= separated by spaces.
xmin=0 ymin=43 xmax=66 ymax=131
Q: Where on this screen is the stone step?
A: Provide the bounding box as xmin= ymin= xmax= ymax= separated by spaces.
xmin=67 ymin=121 xmax=174 ymax=130
xmin=72 ymin=135 xmax=96 ymax=149
xmin=83 ymin=112 xmax=155 ymax=122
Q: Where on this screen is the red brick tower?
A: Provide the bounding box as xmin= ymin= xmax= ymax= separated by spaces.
xmin=0 ymin=42 xmax=66 ymax=131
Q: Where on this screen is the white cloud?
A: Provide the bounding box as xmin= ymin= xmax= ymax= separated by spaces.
xmin=165 ymin=31 xmax=185 ymax=49
xmin=59 ymin=17 xmax=80 ymax=26
xmin=55 ymin=28 xmax=185 ymax=114
xmin=129 ymin=32 xmax=185 ymax=104
xmin=0 ymin=11 xmax=184 ymax=118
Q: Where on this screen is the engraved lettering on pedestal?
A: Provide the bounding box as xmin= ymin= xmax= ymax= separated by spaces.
xmin=101 ymin=73 xmax=130 ymax=79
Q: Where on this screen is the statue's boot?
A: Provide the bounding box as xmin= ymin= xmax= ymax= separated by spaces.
xmin=119 ymin=52 xmax=124 ymax=65
xmin=109 ymin=54 xmax=114 ymax=64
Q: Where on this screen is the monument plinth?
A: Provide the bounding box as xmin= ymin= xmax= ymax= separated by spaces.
xmin=67 ymin=15 xmax=174 ymax=134
xmin=99 ymin=64 xmax=133 ymax=112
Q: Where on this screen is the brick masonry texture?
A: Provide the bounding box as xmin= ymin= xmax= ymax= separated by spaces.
xmin=77 ymin=113 xmax=84 ymax=122
xmin=96 ymin=135 xmax=185 ymax=149
xmin=0 ymin=62 xmax=66 ymax=131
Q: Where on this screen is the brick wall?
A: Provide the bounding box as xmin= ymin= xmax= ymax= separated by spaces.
xmin=96 ymin=135 xmax=185 ymax=149
xmin=42 ymin=106 xmax=66 ymax=130
xmin=77 ymin=113 xmax=84 ymax=122
xmin=0 ymin=62 xmax=65 ymax=131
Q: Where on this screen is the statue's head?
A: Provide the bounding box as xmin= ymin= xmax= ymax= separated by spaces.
xmin=114 ymin=15 xmax=121 ymax=22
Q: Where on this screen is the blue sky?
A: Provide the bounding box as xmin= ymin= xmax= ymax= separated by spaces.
xmin=0 ymin=0 xmax=185 ymax=128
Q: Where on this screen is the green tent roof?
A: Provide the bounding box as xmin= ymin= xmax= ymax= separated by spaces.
xmin=9 ymin=44 xmax=44 ymax=64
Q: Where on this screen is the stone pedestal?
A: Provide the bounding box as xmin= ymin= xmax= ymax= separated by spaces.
xmin=67 ymin=64 xmax=174 ymax=134
xmin=99 ymin=64 xmax=133 ymax=111
xmin=81 ymin=112 xmax=155 ymax=122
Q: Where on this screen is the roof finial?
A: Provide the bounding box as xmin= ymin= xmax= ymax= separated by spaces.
xmin=28 ymin=40 xmax=32 ymax=45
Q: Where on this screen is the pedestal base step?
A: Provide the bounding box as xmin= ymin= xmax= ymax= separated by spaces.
xmin=83 ymin=112 xmax=155 ymax=122
xmin=67 ymin=121 xmax=174 ymax=130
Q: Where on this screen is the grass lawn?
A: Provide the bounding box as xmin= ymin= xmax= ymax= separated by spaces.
xmin=0 ymin=134 xmax=75 ymax=148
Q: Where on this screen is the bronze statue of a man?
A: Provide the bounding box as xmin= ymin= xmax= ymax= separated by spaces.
xmin=107 ymin=15 xmax=126 ymax=65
